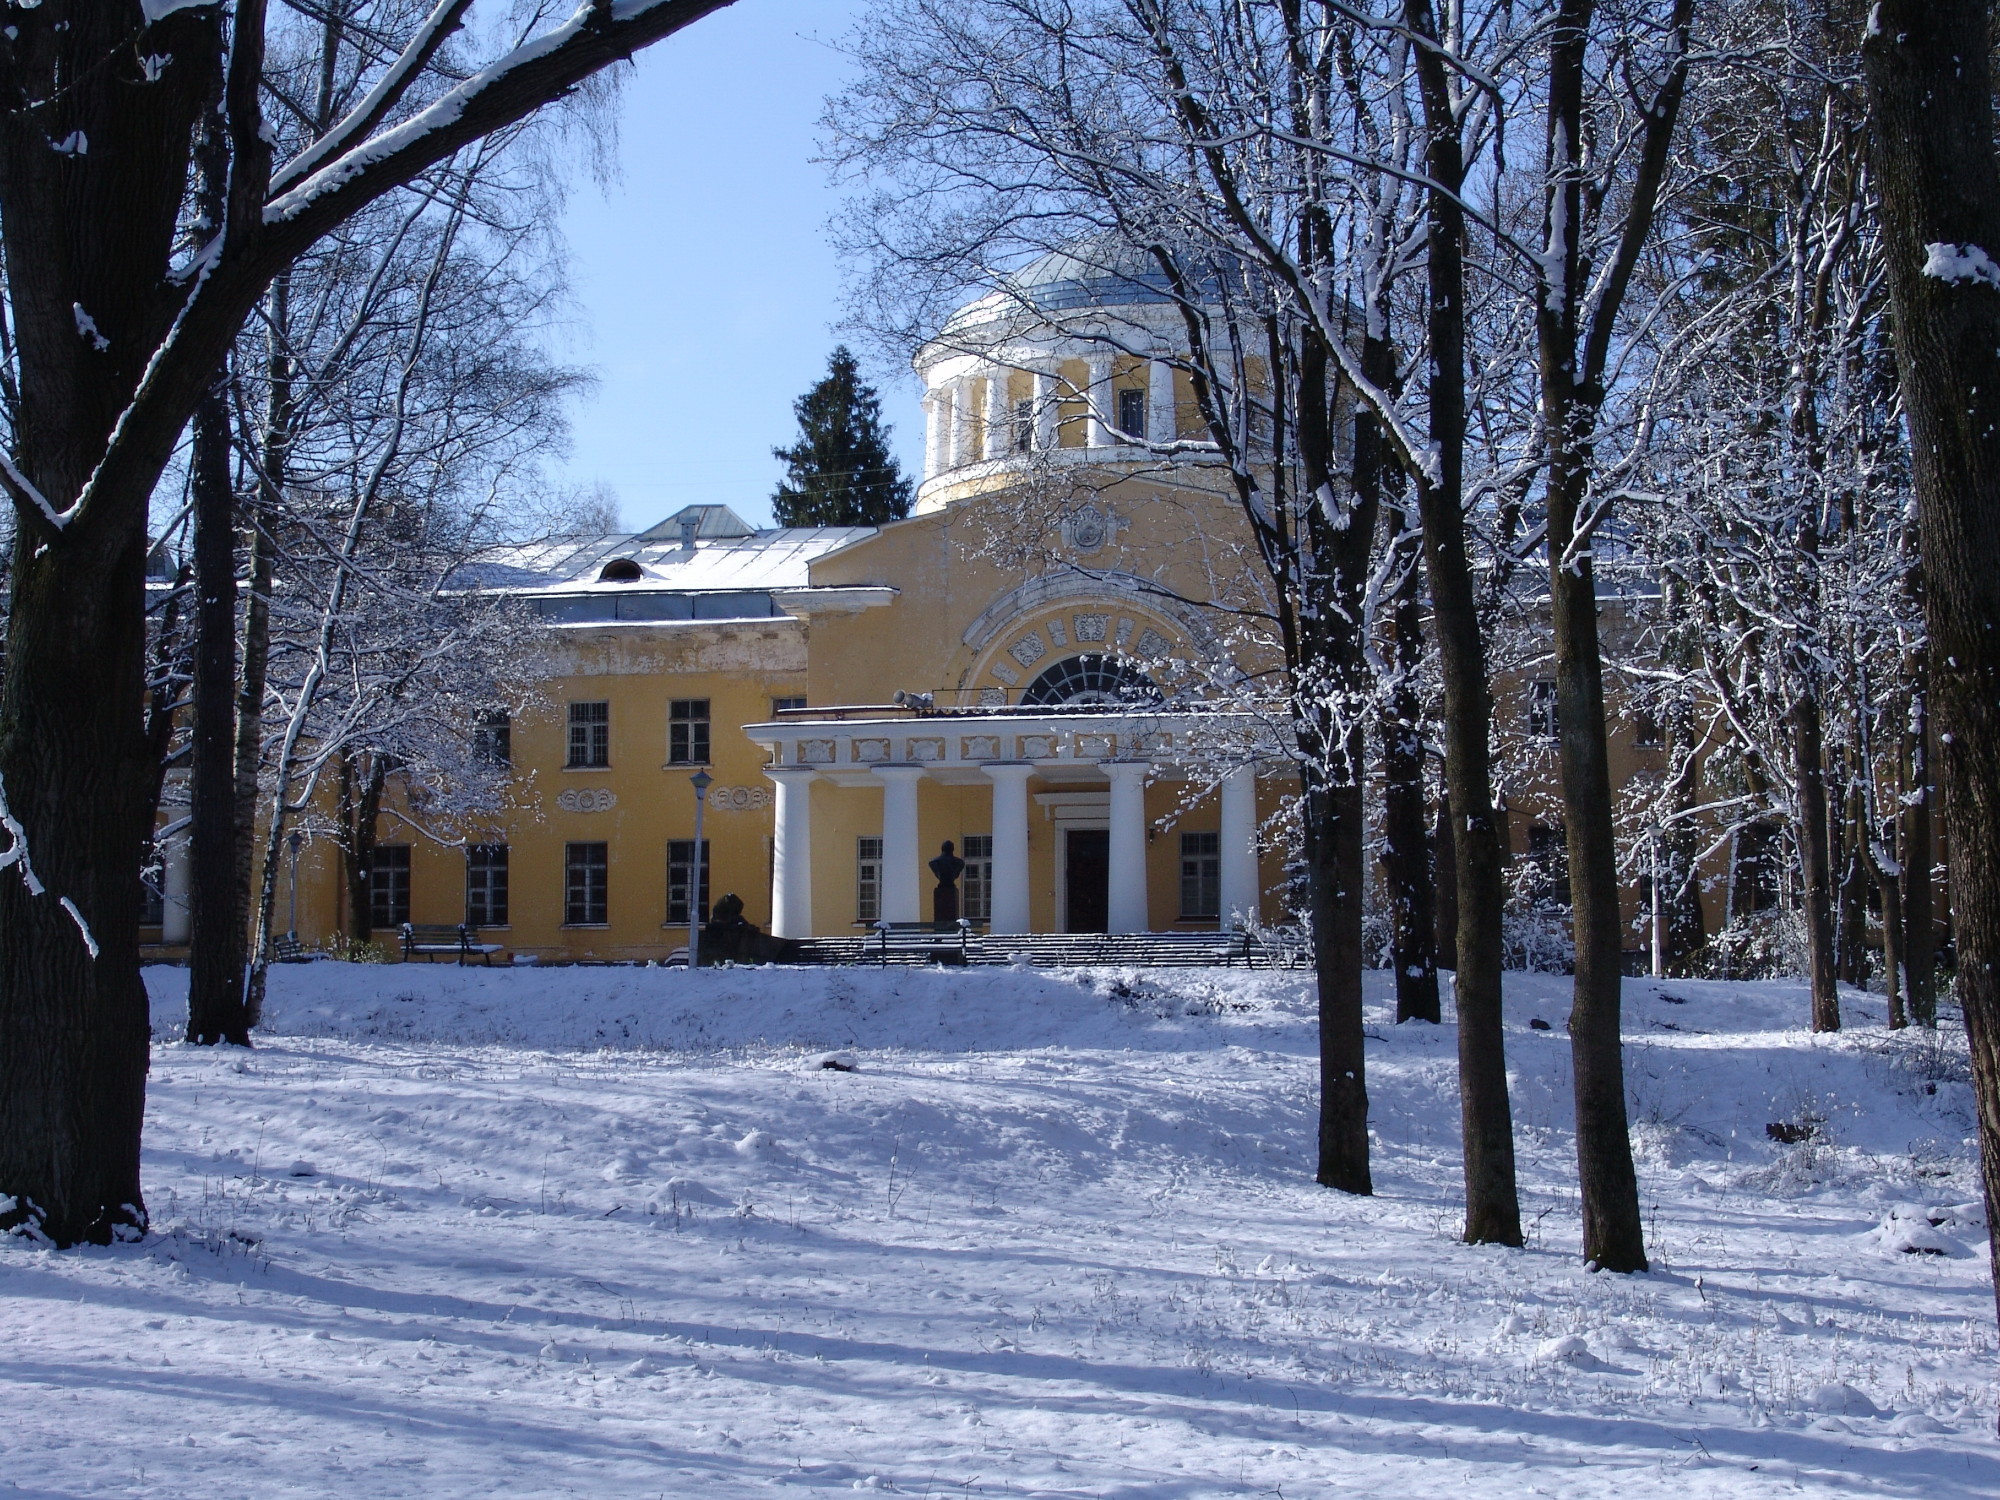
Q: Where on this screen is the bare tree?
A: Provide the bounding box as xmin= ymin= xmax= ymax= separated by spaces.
xmin=1860 ymin=0 xmax=2000 ymax=1350
xmin=0 ymin=0 xmax=736 ymax=1248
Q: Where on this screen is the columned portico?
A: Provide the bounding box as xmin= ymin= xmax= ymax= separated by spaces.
xmin=872 ymin=765 xmax=927 ymax=923
xmin=1219 ymin=762 xmax=1260 ymax=926
xmin=767 ymin=766 xmax=817 ymax=939
xmin=1101 ymin=759 xmax=1151 ymax=933
xmin=981 ymin=762 xmax=1036 ymax=934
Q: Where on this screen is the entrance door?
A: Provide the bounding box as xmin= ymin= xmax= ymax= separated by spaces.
xmin=1064 ymin=828 xmax=1110 ymax=933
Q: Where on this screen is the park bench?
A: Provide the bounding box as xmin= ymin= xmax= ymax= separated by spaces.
xmin=865 ymin=918 xmax=979 ymax=966
xmin=399 ymin=922 xmax=503 ymax=965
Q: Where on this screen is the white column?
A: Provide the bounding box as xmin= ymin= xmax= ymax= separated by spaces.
xmin=873 ymin=764 xmax=925 ymax=924
xmin=1148 ymin=357 xmax=1176 ymax=445
xmin=1102 ymin=760 xmax=1151 ymax=933
xmin=162 ymin=831 xmax=191 ymax=945
xmin=984 ymin=368 xmax=1011 ymax=459
xmin=954 ymin=378 xmax=979 ymax=469
xmin=982 ymin=762 xmax=1036 ymax=935
xmin=1219 ymin=763 xmax=1260 ymax=928
xmin=1085 ymin=353 xmax=1115 ymax=448
xmin=766 ymin=766 xmax=816 ymax=939
xmin=1033 ymin=369 xmax=1058 ymax=450
xmin=922 ymin=392 xmax=941 ymax=479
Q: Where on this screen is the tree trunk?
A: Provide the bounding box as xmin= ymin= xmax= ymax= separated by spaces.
xmin=1306 ymin=767 xmax=1371 ymax=1194
xmin=1381 ymin=501 xmax=1439 ymax=1024
xmin=1793 ymin=692 xmax=1842 ymax=1031
xmin=1905 ymin=684 xmax=1937 ymax=1027
xmin=237 ymin=274 xmax=290 ymax=1028
xmin=1862 ymin=0 xmax=2000 ymax=1345
xmin=1533 ymin=0 xmax=1668 ymax=1274
xmin=1881 ymin=860 xmax=1906 ymax=1030
xmin=185 ymin=369 xmax=250 ymax=1046
xmin=1433 ymin=783 xmax=1459 ymax=973
xmin=1837 ymin=777 xmax=1871 ymax=986
xmin=338 ymin=750 xmax=386 ymax=945
xmin=1407 ymin=0 xmax=1521 ymax=1246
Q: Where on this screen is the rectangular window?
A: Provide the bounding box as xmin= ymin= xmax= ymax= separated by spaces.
xmin=1013 ymin=398 xmax=1034 ymax=453
xmin=1527 ymin=679 xmax=1559 ymax=739
xmin=856 ymin=835 xmax=883 ymax=923
xmin=473 ymin=711 xmax=512 ymax=767
xmin=961 ymin=834 xmax=993 ymax=923
xmin=466 ymin=844 xmax=509 ymax=927
xmin=1180 ymin=831 xmax=1221 ymax=919
xmin=771 ymin=696 xmax=808 ymax=717
xmin=1731 ymin=822 xmax=1781 ymax=917
xmin=1526 ymin=823 xmax=1570 ymax=906
xmin=567 ymin=700 xmax=610 ymax=768
xmin=371 ymin=844 xmax=412 ymax=929
xmin=565 ymin=841 xmax=608 ymax=926
xmin=667 ymin=839 xmax=712 ymax=927
xmin=668 ymin=698 xmax=711 ymax=765
xmin=1633 ymin=708 xmax=1664 ymax=749
xmin=1117 ymin=386 xmax=1147 ymax=441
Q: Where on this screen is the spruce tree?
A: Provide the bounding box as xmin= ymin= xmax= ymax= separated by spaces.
xmin=772 ymin=347 xmax=914 ymax=526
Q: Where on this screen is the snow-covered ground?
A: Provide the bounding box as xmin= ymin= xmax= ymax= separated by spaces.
xmin=4 ymin=962 xmax=1993 ymax=1497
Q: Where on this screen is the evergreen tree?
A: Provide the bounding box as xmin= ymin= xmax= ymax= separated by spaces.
xmin=772 ymin=347 xmax=914 ymax=526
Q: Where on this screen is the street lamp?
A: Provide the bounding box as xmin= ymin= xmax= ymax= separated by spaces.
xmin=286 ymin=829 xmax=303 ymax=943
xmin=687 ymin=769 xmax=712 ymax=970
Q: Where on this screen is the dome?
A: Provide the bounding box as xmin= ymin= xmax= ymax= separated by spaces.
xmin=1006 ymin=239 xmax=1179 ymax=312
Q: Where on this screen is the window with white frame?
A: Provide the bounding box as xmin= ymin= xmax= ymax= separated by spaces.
xmin=1180 ymin=831 xmax=1221 ymax=919
xmin=960 ymin=834 xmax=992 ymax=923
xmin=466 ymin=844 xmax=509 ymax=927
xmin=856 ymin=836 xmax=883 ymax=923
xmin=667 ymin=839 xmax=711 ymax=927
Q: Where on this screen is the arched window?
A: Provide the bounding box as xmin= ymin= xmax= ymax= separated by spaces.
xmin=1020 ymin=652 xmax=1160 ymax=707
xmin=598 ymin=557 xmax=643 ymax=583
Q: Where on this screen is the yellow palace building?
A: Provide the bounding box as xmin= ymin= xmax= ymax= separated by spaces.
xmin=151 ymin=247 xmax=1672 ymax=962
xmin=168 ymin=250 xmax=1298 ymax=960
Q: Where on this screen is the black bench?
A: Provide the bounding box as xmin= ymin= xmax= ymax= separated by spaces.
xmin=399 ymin=922 xmax=503 ymax=965
xmin=865 ymin=918 xmax=979 ymax=966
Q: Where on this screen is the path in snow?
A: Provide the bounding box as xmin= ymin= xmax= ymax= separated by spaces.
xmin=2 ymin=963 xmax=1993 ymax=1497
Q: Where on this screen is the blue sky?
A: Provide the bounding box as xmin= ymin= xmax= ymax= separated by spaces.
xmin=548 ymin=0 xmax=925 ymax=532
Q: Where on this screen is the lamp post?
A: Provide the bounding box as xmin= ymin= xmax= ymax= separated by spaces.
xmin=687 ymin=769 xmax=712 ymax=970
xmin=286 ymin=829 xmax=303 ymax=942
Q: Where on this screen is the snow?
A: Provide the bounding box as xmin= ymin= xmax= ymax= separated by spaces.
xmin=1921 ymin=242 xmax=2000 ymax=292
xmin=4 ymin=963 xmax=1993 ymax=1496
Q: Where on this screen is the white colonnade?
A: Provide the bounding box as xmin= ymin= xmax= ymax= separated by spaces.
xmin=766 ymin=755 xmax=1187 ymax=938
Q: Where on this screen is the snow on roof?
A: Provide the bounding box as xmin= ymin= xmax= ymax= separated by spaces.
xmin=464 ymin=521 xmax=877 ymax=596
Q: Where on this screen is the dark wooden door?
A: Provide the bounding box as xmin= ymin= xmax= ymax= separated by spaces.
xmin=1065 ymin=828 xmax=1110 ymax=933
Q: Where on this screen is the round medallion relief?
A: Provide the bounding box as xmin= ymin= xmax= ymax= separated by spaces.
xmin=1066 ymin=504 xmax=1108 ymax=552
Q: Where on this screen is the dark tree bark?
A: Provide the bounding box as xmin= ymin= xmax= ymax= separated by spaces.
xmin=1531 ymin=0 xmax=1689 ymax=1273
xmin=1380 ymin=499 xmax=1439 ymax=1024
xmin=1862 ymin=0 xmax=2000 ymax=1344
xmin=1837 ymin=780 xmax=1871 ymax=987
xmin=185 ymin=369 xmax=250 ymax=1047
xmin=235 ymin=276 xmax=290 ymax=1029
xmin=1297 ymin=313 xmax=1377 ymax=1197
xmin=0 ymin=0 xmax=735 ymax=1245
xmin=1406 ymin=0 xmax=1521 ymax=1246
xmin=1792 ymin=689 xmax=1843 ymax=1030
xmin=1660 ymin=701 xmax=1708 ymax=976
xmin=1433 ymin=782 xmax=1459 ymax=973
xmin=1904 ymin=679 xmax=1937 ymax=1027
xmin=337 ymin=750 xmax=387 ymax=945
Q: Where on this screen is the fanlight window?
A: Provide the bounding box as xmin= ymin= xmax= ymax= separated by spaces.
xmin=598 ymin=557 xmax=643 ymax=583
xmin=1020 ymin=652 xmax=1159 ymax=707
